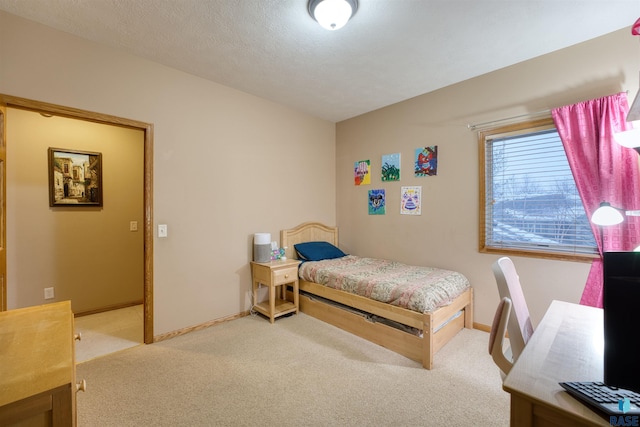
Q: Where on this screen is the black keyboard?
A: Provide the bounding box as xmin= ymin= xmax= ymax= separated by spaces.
xmin=560 ymin=381 xmax=640 ymax=416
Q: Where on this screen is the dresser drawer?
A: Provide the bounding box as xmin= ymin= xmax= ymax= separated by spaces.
xmin=273 ymin=267 xmax=298 ymax=285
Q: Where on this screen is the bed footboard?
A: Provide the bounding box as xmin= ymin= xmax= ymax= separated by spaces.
xmin=423 ymin=287 xmax=473 ymax=369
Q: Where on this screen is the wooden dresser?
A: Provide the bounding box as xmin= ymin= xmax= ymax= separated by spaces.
xmin=0 ymin=301 xmax=80 ymax=426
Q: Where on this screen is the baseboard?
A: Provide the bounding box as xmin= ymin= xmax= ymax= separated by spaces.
xmin=473 ymin=322 xmax=490 ymax=333
xmin=152 ymin=312 xmax=488 ymax=344
xmin=74 ymin=300 xmax=143 ymax=317
xmin=153 ymin=310 xmax=251 ymax=343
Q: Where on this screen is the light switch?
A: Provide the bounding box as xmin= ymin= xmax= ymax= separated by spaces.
xmin=130 ymin=221 xmax=138 ymax=231
xmin=158 ymin=224 xmax=168 ymax=238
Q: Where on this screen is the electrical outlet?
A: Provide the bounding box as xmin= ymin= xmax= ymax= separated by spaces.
xmin=44 ymin=287 xmax=54 ymax=300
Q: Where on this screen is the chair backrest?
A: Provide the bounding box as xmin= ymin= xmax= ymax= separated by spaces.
xmin=488 ymin=297 xmax=513 ymax=376
xmin=492 ymin=257 xmax=534 ymax=361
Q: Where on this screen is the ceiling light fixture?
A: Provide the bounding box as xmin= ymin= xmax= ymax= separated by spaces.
xmin=308 ymin=0 xmax=358 ymax=31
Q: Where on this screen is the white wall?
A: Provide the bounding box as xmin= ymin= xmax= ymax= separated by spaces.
xmin=336 ymin=28 xmax=640 ymax=327
xmin=0 ymin=11 xmax=336 ymax=336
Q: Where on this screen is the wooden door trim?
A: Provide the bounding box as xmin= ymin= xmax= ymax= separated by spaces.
xmin=0 ymin=105 xmax=5 ymax=311
xmin=0 ymin=94 xmax=154 ymax=344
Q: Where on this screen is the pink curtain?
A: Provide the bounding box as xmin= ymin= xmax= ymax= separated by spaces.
xmin=552 ymin=92 xmax=640 ymax=307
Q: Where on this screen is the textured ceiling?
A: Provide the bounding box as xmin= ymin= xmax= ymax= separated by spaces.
xmin=0 ymin=1 xmax=639 ymax=122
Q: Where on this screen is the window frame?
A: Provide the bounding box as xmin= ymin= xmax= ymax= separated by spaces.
xmin=478 ymin=117 xmax=596 ymax=263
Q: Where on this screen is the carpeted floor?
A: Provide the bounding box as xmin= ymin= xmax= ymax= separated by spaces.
xmin=74 ymin=305 xmax=144 ymax=363
xmin=76 ymin=312 xmax=510 ymax=426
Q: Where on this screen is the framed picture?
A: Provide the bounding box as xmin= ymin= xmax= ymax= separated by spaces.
xmin=48 ymin=147 xmax=103 ymax=207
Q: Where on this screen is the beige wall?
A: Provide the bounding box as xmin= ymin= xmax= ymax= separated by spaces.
xmin=336 ymin=28 xmax=640 ymax=327
xmin=7 ymin=108 xmax=144 ymax=313
xmin=0 ymin=11 xmax=336 ymax=336
xmin=2 ymin=9 xmax=636 ymax=336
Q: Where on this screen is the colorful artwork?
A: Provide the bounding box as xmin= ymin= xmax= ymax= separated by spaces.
xmin=415 ymin=146 xmax=438 ymax=177
xmin=48 ymin=148 xmax=103 ymax=207
xmin=354 ymin=160 xmax=371 ymax=185
xmin=368 ymin=189 xmax=386 ymax=215
xmin=381 ymin=153 xmax=401 ymax=181
xmin=400 ymin=186 xmax=422 ymax=215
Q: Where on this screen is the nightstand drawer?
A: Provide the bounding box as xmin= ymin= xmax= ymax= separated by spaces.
xmin=273 ymin=267 xmax=298 ymax=285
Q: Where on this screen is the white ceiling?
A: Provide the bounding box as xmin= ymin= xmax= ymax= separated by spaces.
xmin=0 ymin=1 xmax=639 ymax=122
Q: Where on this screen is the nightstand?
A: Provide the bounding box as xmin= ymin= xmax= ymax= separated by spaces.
xmin=250 ymin=259 xmax=301 ymax=323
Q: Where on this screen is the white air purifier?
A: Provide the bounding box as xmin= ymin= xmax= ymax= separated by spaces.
xmin=253 ymin=233 xmax=271 ymax=263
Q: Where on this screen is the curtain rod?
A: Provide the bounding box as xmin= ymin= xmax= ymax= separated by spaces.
xmin=467 ymin=109 xmax=551 ymax=131
xmin=468 ymin=92 xmax=631 ymax=131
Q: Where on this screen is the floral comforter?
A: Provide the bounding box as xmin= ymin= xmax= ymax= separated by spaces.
xmin=298 ymin=255 xmax=471 ymax=314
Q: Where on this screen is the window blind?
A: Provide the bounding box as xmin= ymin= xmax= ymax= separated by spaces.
xmin=484 ymin=128 xmax=597 ymax=255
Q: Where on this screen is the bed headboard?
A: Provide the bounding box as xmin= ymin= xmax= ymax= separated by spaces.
xmin=280 ymin=222 xmax=339 ymax=260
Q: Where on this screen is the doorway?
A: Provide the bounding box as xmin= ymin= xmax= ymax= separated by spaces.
xmin=0 ymin=94 xmax=154 ymax=344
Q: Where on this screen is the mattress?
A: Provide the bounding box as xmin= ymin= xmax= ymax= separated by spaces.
xmin=298 ymin=255 xmax=471 ymax=314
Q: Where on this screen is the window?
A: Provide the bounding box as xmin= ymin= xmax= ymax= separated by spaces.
xmin=479 ymin=117 xmax=597 ymax=261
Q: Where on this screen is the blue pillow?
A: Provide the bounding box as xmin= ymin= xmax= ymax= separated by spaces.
xmin=294 ymin=241 xmax=347 ymax=261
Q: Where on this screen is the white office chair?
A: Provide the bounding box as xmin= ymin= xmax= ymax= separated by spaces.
xmin=492 ymin=257 xmax=534 ymax=363
xmin=488 ymin=297 xmax=513 ymax=376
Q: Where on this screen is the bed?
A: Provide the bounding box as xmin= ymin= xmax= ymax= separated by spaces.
xmin=280 ymin=222 xmax=473 ymax=370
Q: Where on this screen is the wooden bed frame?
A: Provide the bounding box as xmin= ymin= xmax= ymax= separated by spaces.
xmin=281 ymin=222 xmax=474 ymax=370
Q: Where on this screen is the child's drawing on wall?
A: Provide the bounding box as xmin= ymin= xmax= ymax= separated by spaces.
xmin=414 ymin=146 xmax=438 ymax=177
xmin=400 ymin=186 xmax=421 ymax=215
xmin=368 ymin=189 xmax=385 ymax=215
xmin=381 ymin=153 xmax=400 ymax=182
xmin=354 ymin=160 xmax=371 ymax=185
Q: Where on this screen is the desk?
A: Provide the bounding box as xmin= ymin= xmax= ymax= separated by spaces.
xmin=503 ymin=300 xmax=609 ymax=427
xmin=0 ymin=301 xmax=79 ymax=426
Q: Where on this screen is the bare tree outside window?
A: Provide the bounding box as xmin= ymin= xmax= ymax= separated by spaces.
xmin=479 ymin=118 xmax=597 ymax=261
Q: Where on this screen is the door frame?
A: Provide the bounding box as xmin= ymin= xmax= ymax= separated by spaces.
xmin=0 ymin=94 xmax=154 ymax=344
xmin=0 ymin=105 xmax=5 ymax=312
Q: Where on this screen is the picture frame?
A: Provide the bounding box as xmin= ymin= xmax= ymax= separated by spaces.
xmin=48 ymin=147 xmax=103 ymax=207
